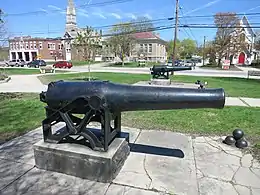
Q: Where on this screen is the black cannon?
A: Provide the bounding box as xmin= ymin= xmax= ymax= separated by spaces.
xmin=150 ymin=65 xmax=192 ymax=79
xmin=40 ymin=80 xmax=225 ymax=152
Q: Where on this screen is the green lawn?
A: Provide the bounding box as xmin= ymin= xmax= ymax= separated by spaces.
xmin=0 ymin=68 xmax=66 ymax=75
xmin=122 ymin=107 xmax=260 ymax=136
xmin=0 ymin=93 xmax=45 ymax=142
xmin=0 ymin=93 xmax=260 ymax=153
xmin=47 ymin=60 xmax=102 ymax=66
xmin=38 ymin=72 xmax=260 ymax=98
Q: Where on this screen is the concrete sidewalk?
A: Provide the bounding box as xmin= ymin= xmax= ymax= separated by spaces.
xmin=0 ymin=124 xmax=259 ymax=195
xmin=225 ymin=97 xmax=260 ymax=107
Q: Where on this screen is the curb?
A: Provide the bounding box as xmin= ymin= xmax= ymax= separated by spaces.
xmin=0 ymin=77 xmax=11 ymax=84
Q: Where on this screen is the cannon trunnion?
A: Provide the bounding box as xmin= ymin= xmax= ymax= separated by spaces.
xmin=40 ymin=80 xmax=225 ymax=152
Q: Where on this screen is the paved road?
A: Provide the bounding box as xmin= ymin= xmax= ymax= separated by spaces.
xmin=0 ymin=125 xmax=259 ymax=195
xmin=71 ymin=64 xmax=260 ymax=79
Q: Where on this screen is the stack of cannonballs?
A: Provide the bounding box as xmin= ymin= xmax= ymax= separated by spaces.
xmin=223 ymin=129 xmax=248 ymax=148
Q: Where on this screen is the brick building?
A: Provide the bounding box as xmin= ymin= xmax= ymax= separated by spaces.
xmin=8 ymin=36 xmax=65 ymax=62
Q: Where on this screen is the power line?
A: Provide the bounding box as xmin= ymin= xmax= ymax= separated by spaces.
xmin=179 ymin=6 xmax=197 ymax=41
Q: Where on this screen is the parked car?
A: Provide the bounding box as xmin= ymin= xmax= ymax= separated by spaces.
xmin=5 ymin=59 xmax=26 ymax=67
xmin=53 ymin=61 xmax=73 ymax=69
xmin=184 ymin=60 xmax=195 ymax=67
xmin=27 ymin=60 xmax=47 ymax=68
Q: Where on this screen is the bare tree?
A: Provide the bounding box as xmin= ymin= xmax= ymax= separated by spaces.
xmin=73 ymin=26 xmax=102 ymax=61
xmin=107 ymin=22 xmax=135 ymax=66
xmin=255 ymin=30 xmax=260 ymax=51
xmin=0 ymin=9 xmax=8 ymax=61
xmin=130 ymin=16 xmax=155 ymax=32
xmin=213 ymin=12 xmax=246 ymax=66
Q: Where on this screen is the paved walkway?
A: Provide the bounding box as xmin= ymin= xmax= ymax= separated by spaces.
xmin=0 ymin=75 xmax=47 ymax=93
xmin=0 ymin=124 xmax=259 ymax=195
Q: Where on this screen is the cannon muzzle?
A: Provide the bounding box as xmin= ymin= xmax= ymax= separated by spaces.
xmin=42 ymin=80 xmax=225 ymax=113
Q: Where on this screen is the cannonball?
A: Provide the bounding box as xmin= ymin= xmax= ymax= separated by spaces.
xmin=223 ymin=136 xmax=236 ymax=145
xmin=235 ymin=138 xmax=248 ymax=149
xmin=233 ymin=129 xmax=244 ymax=140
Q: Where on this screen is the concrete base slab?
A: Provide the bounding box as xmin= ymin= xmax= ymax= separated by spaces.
xmin=0 ymin=159 xmax=34 ymax=190
xmin=134 ymin=81 xmax=199 ymax=88
xmin=106 ymin=184 xmax=159 ymax=195
xmin=0 ymin=167 xmax=109 ymax=195
xmin=33 ymin=135 xmax=130 ymax=183
xmin=150 ymin=78 xmax=171 ymax=85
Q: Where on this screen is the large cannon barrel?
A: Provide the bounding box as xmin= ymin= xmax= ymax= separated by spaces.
xmin=40 ymin=80 xmax=225 ymax=112
xmin=150 ymin=65 xmax=192 ymax=72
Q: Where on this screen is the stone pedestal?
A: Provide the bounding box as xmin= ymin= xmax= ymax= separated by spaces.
xmin=33 ymin=133 xmax=130 ymax=183
xmin=150 ymin=79 xmax=171 ymax=86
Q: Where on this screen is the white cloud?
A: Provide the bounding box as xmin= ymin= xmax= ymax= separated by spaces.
xmin=39 ymin=8 xmax=48 ymax=13
xmin=144 ymin=14 xmax=152 ymax=19
xmin=126 ymin=13 xmax=137 ymax=19
xmin=92 ymin=12 xmax=106 ymax=19
xmin=247 ymin=5 xmax=260 ymax=12
xmin=78 ymin=8 xmax=89 ymax=17
xmin=78 ymin=12 xmax=89 ymax=17
xmin=48 ymin=5 xmax=62 ymax=10
xmin=47 ymin=5 xmax=66 ymax=15
xmin=183 ymin=0 xmax=221 ymax=15
xmin=111 ymin=13 xmax=121 ymax=19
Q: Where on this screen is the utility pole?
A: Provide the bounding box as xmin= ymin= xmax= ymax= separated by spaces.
xmin=0 ymin=9 xmax=3 ymax=23
xmin=203 ymin=36 xmax=206 ymax=66
xmin=172 ymin=0 xmax=179 ymax=67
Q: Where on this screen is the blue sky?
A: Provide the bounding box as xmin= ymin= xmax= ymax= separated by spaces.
xmin=2 ymin=0 xmax=260 ymax=45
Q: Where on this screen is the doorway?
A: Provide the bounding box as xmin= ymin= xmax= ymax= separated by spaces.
xmin=238 ymin=52 xmax=245 ymax=64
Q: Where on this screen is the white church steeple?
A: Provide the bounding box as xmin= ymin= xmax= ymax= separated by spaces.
xmin=66 ymin=0 xmax=77 ymax=37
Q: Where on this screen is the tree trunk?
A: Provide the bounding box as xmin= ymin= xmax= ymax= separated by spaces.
xmin=121 ymin=52 xmax=125 ymax=66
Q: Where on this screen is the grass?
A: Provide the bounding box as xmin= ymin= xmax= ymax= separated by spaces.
xmin=0 ymin=68 xmax=67 ymax=75
xmin=108 ymin=61 xmax=161 ymax=67
xmin=47 ymin=61 xmax=102 ymax=66
xmin=38 ymin=72 xmax=260 ymax=98
xmin=121 ymin=107 xmax=260 ymax=136
xmin=38 ymin=72 xmax=150 ymax=85
xmin=0 ymin=93 xmax=45 ymax=143
xmin=0 ymin=92 xmax=260 ymax=156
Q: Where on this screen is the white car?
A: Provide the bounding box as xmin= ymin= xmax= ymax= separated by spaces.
xmin=5 ymin=59 xmax=26 ymax=67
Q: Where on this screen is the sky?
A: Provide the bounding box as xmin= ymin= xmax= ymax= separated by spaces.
xmin=1 ymin=0 xmax=260 ymax=45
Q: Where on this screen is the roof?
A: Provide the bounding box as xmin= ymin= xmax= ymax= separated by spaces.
xmin=132 ymin=32 xmax=167 ymax=45
xmin=241 ymin=16 xmax=256 ymax=37
xmin=132 ymin=32 xmax=158 ymax=39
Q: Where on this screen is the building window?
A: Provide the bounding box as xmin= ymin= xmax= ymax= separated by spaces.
xmin=58 ymin=44 xmax=61 ymax=50
xmin=39 ymin=42 xmax=43 ymax=49
xmin=149 ymin=44 xmax=152 ymax=53
xmin=48 ymin=43 xmax=51 ymax=49
xmin=52 ymin=43 xmax=56 ymax=50
xmin=50 ymin=51 xmax=53 ymax=56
